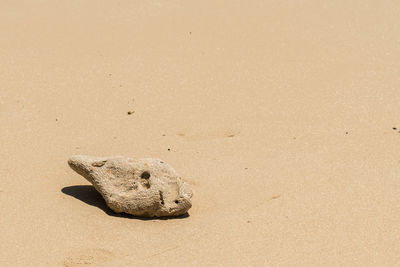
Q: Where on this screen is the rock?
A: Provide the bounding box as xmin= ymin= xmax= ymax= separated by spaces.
xmin=68 ymin=155 xmax=193 ymax=217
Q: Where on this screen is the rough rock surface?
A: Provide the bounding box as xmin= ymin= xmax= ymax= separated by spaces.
xmin=68 ymin=155 xmax=193 ymax=217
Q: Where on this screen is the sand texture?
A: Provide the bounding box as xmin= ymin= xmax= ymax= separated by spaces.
xmin=1 ymin=1 xmax=400 ymax=266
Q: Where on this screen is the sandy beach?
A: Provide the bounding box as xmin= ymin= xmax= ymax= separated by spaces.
xmin=1 ymin=1 xmax=400 ymax=266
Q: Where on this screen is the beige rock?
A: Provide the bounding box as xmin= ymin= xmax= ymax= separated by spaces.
xmin=68 ymin=155 xmax=193 ymax=217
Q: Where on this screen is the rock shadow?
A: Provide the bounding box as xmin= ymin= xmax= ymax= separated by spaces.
xmin=61 ymin=185 xmax=189 ymax=220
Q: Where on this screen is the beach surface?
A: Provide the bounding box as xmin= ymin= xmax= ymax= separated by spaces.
xmin=1 ymin=1 xmax=400 ymax=266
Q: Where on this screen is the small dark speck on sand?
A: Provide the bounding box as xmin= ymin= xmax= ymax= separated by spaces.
xmin=127 ymin=111 xmax=135 ymax=115
xmin=345 ymin=132 xmax=348 ymax=134
xmin=244 ymin=168 xmax=248 ymax=170
xmin=167 ymin=148 xmax=171 ymax=151
xmin=55 ymin=118 xmax=58 ymax=121
xmin=162 ymin=134 xmax=166 ymax=136
xmin=393 ymin=127 xmax=397 ymax=130
xmin=247 ymin=220 xmax=251 ymax=223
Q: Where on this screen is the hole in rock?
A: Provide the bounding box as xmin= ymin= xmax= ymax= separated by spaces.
xmin=159 ymin=191 xmax=165 ymax=205
xmin=92 ymin=160 xmax=106 ymax=167
xmin=141 ymin=171 xmax=150 ymax=179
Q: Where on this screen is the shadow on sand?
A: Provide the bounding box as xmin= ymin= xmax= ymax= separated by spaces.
xmin=61 ymin=185 xmax=189 ymax=220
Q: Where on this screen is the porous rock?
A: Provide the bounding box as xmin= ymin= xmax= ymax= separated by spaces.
xmin=68 ymin=155 xmax=193 ymax=217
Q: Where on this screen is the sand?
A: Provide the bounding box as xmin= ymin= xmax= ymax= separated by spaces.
xmin=1 ymin=1 xmax=400 ymax=266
